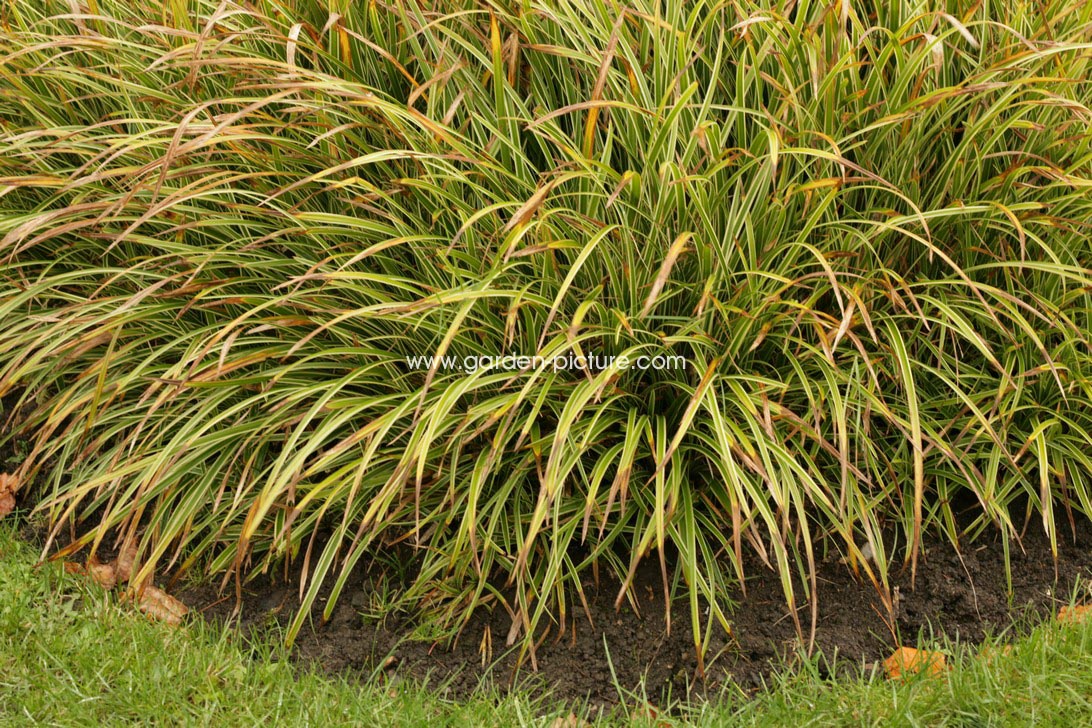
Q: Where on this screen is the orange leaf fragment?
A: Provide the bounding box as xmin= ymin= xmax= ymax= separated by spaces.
xmin=136 ymin=585 xmax=189 ymax=626
xmin=1058 ymin=604 xmax=1092 ymax=624
xmin=883 ymin=646 xmax=947 ymax=679
xmin=87 ymin=556 xmax=117 ymax=589
xmin=115 ymin=540 xmax=137 ymax=583
xmin=0 ymin=473 xmax=18 ymax=518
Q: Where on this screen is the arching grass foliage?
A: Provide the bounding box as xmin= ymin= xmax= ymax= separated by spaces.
xmin=1 ymin=0 xmax=1090 ymax=666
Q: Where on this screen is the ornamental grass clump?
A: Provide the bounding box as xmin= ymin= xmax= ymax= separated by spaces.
xmin=1 ymin=1 xmax=1090 ymax=667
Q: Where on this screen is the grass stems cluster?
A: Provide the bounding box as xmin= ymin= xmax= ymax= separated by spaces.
xmin=0 ymin=0 xmax=1090 ymax=660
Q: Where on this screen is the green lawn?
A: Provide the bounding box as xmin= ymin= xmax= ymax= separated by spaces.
xmin=0 ymin=524 xmax=541 ymax=726
xmin=3 ymin=523 xmax=1092 ymax=726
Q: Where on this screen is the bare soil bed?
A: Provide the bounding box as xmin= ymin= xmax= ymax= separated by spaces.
xmin=179 ymin=513 xmax=1092 ymax=708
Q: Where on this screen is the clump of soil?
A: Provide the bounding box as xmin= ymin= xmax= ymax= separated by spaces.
xmin=179 ymin=515 xmax=1092 ymax=709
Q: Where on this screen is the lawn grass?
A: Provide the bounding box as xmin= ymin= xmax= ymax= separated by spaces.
xmin=3 ymin=521 xmax=1092 ymax=726
xmin=0 ymin=521 xmax=552 ymax=726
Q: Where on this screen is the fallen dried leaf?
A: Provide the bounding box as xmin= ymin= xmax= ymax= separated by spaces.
xmin=115 ymin=540 xmax=137 ymax=583
xmin=63 ymin=562 xmax=86 ymax=576
xmin=883 ymin=646 xmax=947 ymax=679
xmin=0 ymin=473 xmax=18 ymax=518
xmin=136 ymin=585 xmax=188 ymax=625
xmin=1058 ymin=604 xmax=1092 ymax=624
xmin=548 ymin=715 xmax=589 ymax=728
xmin=630 ymin=702 xmax=672 ymax=728
xmin=87 ymin=556 xmax=117 ymax=589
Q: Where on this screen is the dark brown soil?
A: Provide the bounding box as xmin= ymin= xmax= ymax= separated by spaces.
xmin=178 ymin=514 xmax=1092 ymax=710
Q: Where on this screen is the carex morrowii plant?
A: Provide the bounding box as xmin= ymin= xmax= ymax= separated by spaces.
xmin=1 ymin=0 xmax=1090 ymax=670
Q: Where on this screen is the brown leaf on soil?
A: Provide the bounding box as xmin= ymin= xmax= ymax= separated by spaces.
xmin=63 ymin=562 xmax=86 ymax=576
xmin=883 ymin=646 xmax=947 ymax=679
xmin=136 ymin=585 xmax=188 ymax=625
xmin=630 ymin=702 xmax=672 ymax=728
xmin=549 ymin=715 xmax=589 ymax=728
xmin=1058 ymin=604 xmax=1092 ymax=624
xmin=0 ymin=473 xmax=19 ymax=518
xmin=115 ymin=540 xmax=137 ymax=583
xmin=87 ymin=556 xmax=117 ymax=589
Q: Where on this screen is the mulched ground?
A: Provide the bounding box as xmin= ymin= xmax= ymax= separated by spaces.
xmin=179 ymin=512 xmax=1092 ymax=709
